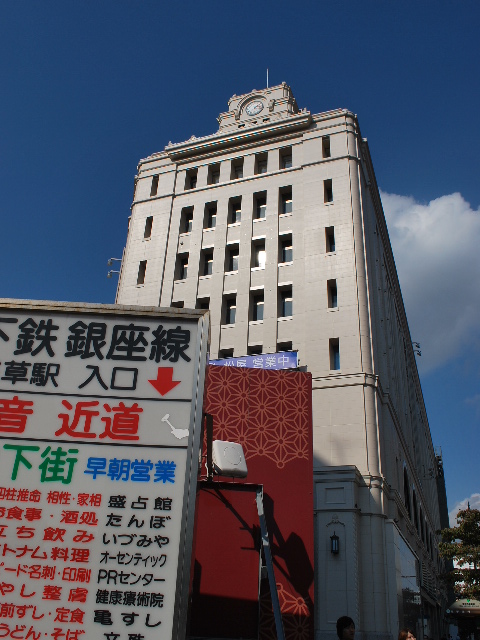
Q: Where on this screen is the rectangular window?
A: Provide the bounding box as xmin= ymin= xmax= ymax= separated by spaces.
xmin=252 ymin=241 xmax=266 ymax=269
xmin=229 ymin=198 xmax=242 ymax=225
xmin=324 ymin=179 xmax=333 ymax=203
xmin=279 ymin=235 xmax=293 ymax=263
xmin=196 ymin=298 xmax=210 ymax=310
xmin=185 ymin=169 xmax=198 ymax=190
xmin=137 ymin=260 xmax=147 ymax=285
xmin=181 ymin=207 xmax=193 ymax=234
xmin=252 ymin=292 xmax=264 ymax=321
xmin=280 ymin=288 xmax=293 ymax=317
xmin=255 ymin=153 xmax=268 ymax=175
xmin=254 ymin=193 xmax=267 ymax=219
xmin=176 ymin=254 xmax=188 ymax=281
xmin=226 ymin=245 xmax=239 ymax=272
xmin=219 ymin=349 xmax=234 ymax=359
xmin=281 ymin=190 xmax=293 ymax=215
xmin=277 ymin=341 xmax=293 ymax=352
xmin=231 ymin=158 xmax=244 ymax=180
xmin=329 ymin=338 xmax=340 ymax=370
xmin=280 ymin=147 xmax=292 ymax=169
xmin=326 ymin=226 xmax=336 ymax=252
xmin=208 ymin=163 xmax=221 ymax=185
xmin=204 ymin=203 xmax=217 ymax=229
xmin=322 ymin=136 xmax=331 ymax=158
xmin=224 ymin=298 xmax=237 ymax=325
xmin=248 ymin=345 xmax=262 ymax=355
xmin=150 ymin=175 xmax=159 ymax=197
xmin=328 ymin=279 xmax=338 ymax=308
xmin=202 ymin=251 xmax=213 ymax=276
xmin=144 ymin=216 xmax=153 ymax=239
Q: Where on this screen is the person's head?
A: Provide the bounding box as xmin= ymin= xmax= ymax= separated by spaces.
xmin=398 ymin=629 xmax=416 ymax=640
xmin=337 ymin=616 xmax=355 ymax=640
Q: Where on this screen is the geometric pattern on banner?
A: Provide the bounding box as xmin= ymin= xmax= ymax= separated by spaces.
xmin=205 ymin=367 xmax=310 ymax=468
xmin=259 ymin=583 xmax=311 ymax=640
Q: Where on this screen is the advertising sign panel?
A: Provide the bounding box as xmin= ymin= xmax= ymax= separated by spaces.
xmin=0 ymin=299 xmax=208 ymax=640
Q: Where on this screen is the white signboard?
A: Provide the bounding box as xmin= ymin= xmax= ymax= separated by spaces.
xmin=0 ymin=300 xmax=209 ymax=640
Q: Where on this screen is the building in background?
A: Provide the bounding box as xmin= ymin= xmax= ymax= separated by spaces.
xmin=116 ymin=83 xmax=447 ymax=640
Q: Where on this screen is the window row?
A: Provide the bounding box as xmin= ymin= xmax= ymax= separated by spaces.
xmin=179 ymin=190 xmax=292 ymax=232
xmin=174 ymin=235 xmax=293 ymax=279
xmin=218 ymin=342 xmax=293 ymax=359
xmin=147 ymin=136 xmax=332 ymax=197
xmin=403 ymin=468 xmax=436 ymax=560
xmin=183 ymin=146 xmax=293 ymax=191
xmin=222 ymin=289 xmax=293 ymax=325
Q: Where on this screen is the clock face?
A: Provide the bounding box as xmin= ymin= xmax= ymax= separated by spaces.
xmin=245 ymin=100 xmax=264 ymax=116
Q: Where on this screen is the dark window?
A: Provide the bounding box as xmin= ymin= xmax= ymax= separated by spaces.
xmin=176 ymin=254 xmax=188 ymax=281
xmin=280 ymin=190 xmax=292 ymax=215
xmin=208 ymin=163 xmax=221 ymax=185
xmin=280 ymin=147 xmax=292 ymax=169
xmin=224 ymin=298 xmax=236 ymax=325
xmin=280 ymin=289 xmax=292 ymax=317
xmin=252 ymin=241 xmax=266 ymax=269
xmin=254 ymin=194 xmax=267 ymax=219
xmin=150 ymin=175 xmax=159 ymax=197
xmin=279 ymin=235 xmax=293 ymax=263
xmin=326 ymin=226 xmax=336 ymax=252
xmin=137 ymin=261 xmax=147 ymax=285
xmin=196 ymin=298 xmax=210 ymax=310
xmin=144 ymin=216 xmax=153 ymax=239
xmin=329 ymin=338 xmax=340 ymax=370
xmin=255 ymin=153 xmax=268 ymax=175
xmin=181 ymin=208 xmax=193 ymax=234
xmin=328 ymin=280 xmax=338 ymax=308
xmin=226 ymin=245 xmax=239 ymax=272
xmin=204 ymin=203 xmax=217 ymax=229
xmin=203 ymin=251 xmax=213 ymax=276
xmin=231 ymin=158 xmax=244 ymax=180
xmin=229 ymin=199 xmax=242 ymax=224
xmin=404 ymin=469 xmax=412 ymax=519
xmin=185 ymin=169 xmax=198 ymax=190
xmin=252 ymin=292 xmax=264 ymax=321
xmin=322 ymin=136 xmax=331 ymax=158
xmin=324 ymin=179 xmax=333 ymax=203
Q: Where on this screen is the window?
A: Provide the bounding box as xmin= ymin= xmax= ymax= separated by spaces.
xmin=204 ymin=203 xmax=217 ymax=229
xmin=229 ymin=198 xmax=242 ymax=225
xmin=412 ymin=490 xmax=419 ymax=532
xmin=137 ymin=260 xmax=147 ymax=285
xmin=231 ymin=158 xmax=244 ymax=180
xmin=144 ymin=216 xmax=153 ymax=239
xmin=252 ymin=241 xmax=266 ymax=269
xmin=322 ymin=136 xmax=331 ymax=158
xmin=226 ymin=245 xmax=239 ymax=272
xmin=185 ymin=169 xmax=198 ymax=190
xmin=196 ymin=298 xmax=209 ymax=310
xmin=176 ymin=254 xmax=188 ymax=281
xmin=328 ymin=280 xmax=338 ymax=308
xmin=181 ymin=208 xmax=193 ymax=234
xmin=279 ymin=235 xmax=293 ymax=263
xmin=251 ymin=292 xmax=264 ymax=321
xmin=404 ymin=469 xmax=412 ymax=519
xmin=255 ymin=153 xmax=268 ymax=175
xmin=224 ymin=297 xmax=237 ymax=325
xmin=280 ymin=288 xmax=292 ymax=317
xmin=280 ymin=189 xmax=292 ymax=215
xmin=324 ymin=179 xmax=333 ymax=203
xmin=202 ymin=250 xmax=213 ymax=276
xmin=171 ymin=301 xmax=184 ymax=309
xmin=277 ymin=341 xmax=292 ymax=352
xmin=280 ymin=147 xmax=292 ymax=169
xmin=329 ymin=338 xmax=340 ymax=370
xmin=150 ymin=175 xmax=159 ymax=197
xmin=326 ymin=226 xmax=336 ymax=253
xmin=208 ymin=163 xmax=221 ymax=185
xmin=254 ymin=193 xmax=267 ymax=219
xmin=248 ymin=345 xmax=263 ymax=355
xmin=219 ymin=349 xmax=233 ymax=359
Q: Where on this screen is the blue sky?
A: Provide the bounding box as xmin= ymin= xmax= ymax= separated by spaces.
xmin=1 ymin=1 xmax=479 ymax=517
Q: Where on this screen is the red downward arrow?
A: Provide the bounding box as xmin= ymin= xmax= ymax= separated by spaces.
xmin=148 ymin=367 xmax=181 ymax=396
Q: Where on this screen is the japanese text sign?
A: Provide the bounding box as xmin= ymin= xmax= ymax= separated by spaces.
xmin=0 ymin=299 xmax=209 ymax=640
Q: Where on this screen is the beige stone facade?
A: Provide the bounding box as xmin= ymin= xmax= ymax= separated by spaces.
xmin=116 ymin=84 xmax=446 ymax=640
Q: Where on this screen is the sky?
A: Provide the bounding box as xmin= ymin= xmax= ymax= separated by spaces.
xmin=0 ymin=1 xmax=479 ymax=519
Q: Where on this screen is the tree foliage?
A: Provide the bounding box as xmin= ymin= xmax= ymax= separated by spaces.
xmin=439 ymin=508 xmax=480 ymax=599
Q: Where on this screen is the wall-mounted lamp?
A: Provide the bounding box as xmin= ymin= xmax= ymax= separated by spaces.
xmin=107 ymin=270 xmax=120 ymax=279
xmin=412 ymin=341 xmax=422 ymax=357
xmin=330 ymin=532 xmax=339 ymax=555
xmin=107 ymin=258 xmax=122 ymax=266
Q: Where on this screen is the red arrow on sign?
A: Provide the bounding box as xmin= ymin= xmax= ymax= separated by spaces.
xmin=148 ymin=367 xmax=181 ymax=396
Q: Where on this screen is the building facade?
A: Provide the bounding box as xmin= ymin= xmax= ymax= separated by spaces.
xmin=116 ymin=84 xmax=446 ymax=640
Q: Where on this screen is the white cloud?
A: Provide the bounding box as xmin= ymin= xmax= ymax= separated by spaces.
xmin=448 ymin=493 xmax=480 ymax=526
xmin=380 ymin=191 xmax=480 ymax=372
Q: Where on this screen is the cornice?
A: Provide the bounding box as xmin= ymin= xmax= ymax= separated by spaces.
xmin=164 ymin=113 xmax=312 ymax=161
